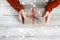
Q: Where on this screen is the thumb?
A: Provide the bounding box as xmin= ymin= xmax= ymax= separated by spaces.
xmin=44 ymin=11 xmax=50 ymax=18
xmin=19 ymin=9 xmax=27 ymax=19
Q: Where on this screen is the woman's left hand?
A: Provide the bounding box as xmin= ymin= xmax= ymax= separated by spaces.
xmin=42 ymin=11 xmax=50 ymax=24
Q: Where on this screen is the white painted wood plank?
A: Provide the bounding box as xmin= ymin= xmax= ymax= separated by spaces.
xmin=0 ymin=27 xmax=60 ymax=40
xmin=0 ymin=16 xmax=59 ymax=27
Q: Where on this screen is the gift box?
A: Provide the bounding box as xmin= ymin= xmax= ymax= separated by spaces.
xmin=23 ymin=8 xmax=45 ymax=24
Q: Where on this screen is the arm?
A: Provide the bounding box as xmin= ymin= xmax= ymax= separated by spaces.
xmin=45 ymin=0 xmax=60 ymax=13
xmin=7 ymin=0 xmax=25 ymax=24
xmin=7 ymin=0 xmax=24 ymax=12
xmin=42 ymin=0 xmax=60 ymax=24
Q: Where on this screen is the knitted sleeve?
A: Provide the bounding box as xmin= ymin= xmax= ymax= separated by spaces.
xmin=7 ymin=0 xmax=24 ymax=12
xmin=45 ymin=0 xmax=60 ymax=13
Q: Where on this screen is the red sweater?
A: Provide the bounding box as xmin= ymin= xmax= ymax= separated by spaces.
xmin=45 ymin=0 xmax=60 ymax=13
xmin=7 ymin=0 xmax=60 ymax=13
xmin=7 ymin=0 xmax=24 ymax=12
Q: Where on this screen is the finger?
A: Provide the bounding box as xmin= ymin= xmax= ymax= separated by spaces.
xmin=19 ymin=9 xmax=27 ymax=19
xmin=42 ymin=11 xmax=49 ymax=18
xmin=19 ymin=13 xmax=22 ymax=23
xmin=44 ymin=12 xmax=49 ymax=17
xmin=45 ymin=16 xmax=48 ymax=23
xmin=45 ymin=14 xmax=51 ymax=24
xmin=21 ymin=10 xmax=27 ymax=19
xmin=19 ymin=10 xmax=25 ymax=24
xmin=21 ymin=15 xmax=24 ymax=24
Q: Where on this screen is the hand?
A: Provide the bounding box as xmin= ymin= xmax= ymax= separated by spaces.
xmin=42 ymin=11 xmax=50 ymax=24
xmin=18 ymin=9 xmax=27 ymax=24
